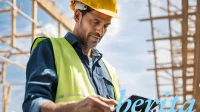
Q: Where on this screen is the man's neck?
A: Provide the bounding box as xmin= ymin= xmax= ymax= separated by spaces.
xmin=72 ymin=31 xmax=93 ymax=58
xmin=82 ymin=47 xmax=92 ymax=58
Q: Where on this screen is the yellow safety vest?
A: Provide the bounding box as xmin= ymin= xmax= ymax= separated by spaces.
xmin=32 ymin=37 xmax=120 ymax=103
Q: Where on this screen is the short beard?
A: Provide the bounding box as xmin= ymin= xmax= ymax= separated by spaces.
xmin=78 ymin=20 xmax=87 ymax=46
xmin=77 ymin=20 xmax=97 ymax=49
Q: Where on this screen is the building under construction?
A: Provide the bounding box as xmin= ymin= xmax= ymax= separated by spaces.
xmin=141 ymin=0 xmax=200 ymax=110
xmin=0 ymin=0 xmax=73 ymax=111
xmin=0 ymin=0 xmax=200 ymax=111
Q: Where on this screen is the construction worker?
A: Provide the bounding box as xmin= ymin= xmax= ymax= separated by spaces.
xmin=23 ymin=0 xmax=120 ymax=112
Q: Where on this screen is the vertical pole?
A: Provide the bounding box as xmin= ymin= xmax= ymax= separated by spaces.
xmin=11 ymin=0 xmax=16 ymax=47
xmin=2 ymin=84 xmax=11 ymax=112
xmin=181 ymin=0 xmax=188 ymax=102
xmin=58 ymin=22 xmax=62 ymax=37
xmin=2 ymin=86 xmax=5 ymax=112
xmin=2 ymin=62 xmax=7 ymax=112
xmin=167 ymin=0 xmax=176 ymax=100
xmin=194 ymin=0 xmax=200 ymax=111
xmin=148 ymin=0 xmax=160 ymax=99
xmin=32 ymin=0 xmax=38 ymax=41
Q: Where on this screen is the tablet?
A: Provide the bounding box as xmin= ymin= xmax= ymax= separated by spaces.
xmin=114 ymin=95 xmax=159 ymax=112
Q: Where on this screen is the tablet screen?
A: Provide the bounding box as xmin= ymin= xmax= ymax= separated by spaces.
xmin=114 ymin=95 xmax=159 ymax=112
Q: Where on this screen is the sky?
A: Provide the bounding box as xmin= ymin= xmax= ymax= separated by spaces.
xmin=0 ymin=0 xmax=172 ymax=111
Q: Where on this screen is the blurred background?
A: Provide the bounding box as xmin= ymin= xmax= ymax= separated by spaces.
xmin=0 ymin=0 xmax=199 ymax=111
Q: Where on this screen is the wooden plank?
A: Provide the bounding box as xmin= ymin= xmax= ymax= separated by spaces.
xmin=181 ymin=0 xmax=189 ymax=102
xmin=2 ymin=84 xmax=11 ymax=112
xmin=146 ymin=35 xmax=194 ymax=42
xmin=146 ymin=36 xmax=181 ymax=42
xmin=1 ymin=63 xmax=6 ymax=84
xmin=167 ymin=0 xmax=176 ymax=99
xmin=160 ymin=91 xmax=193 ymax=97
xmin=16 ymin=34 xmax=32 ymax=38
xmin=32 ymin=0 xmax=37 ymax=42
xmin=147 ymin=0 xmax=160 ymax=99
xmin=0 ymin=50 xmax=10 ymax=54
xmin=0 ymin=35 xmax=10 ymax=38
xmin=160 ymin=93 xmax=183 ymax=97
xmin=0 ymin=38 xmax=29 ymax=57
xmin=147 ymin=64 xmax=194 ymax=71
xmin=140 ymin=12 xmax=195 ymax=21
xmin=58 ymin=22 xmax=62 ymax=37
xmin=0 ymin=56 xmax=26 ymax=70
xmin=0 ymin=65 xmax=2 ymax=84
xmin=11 ymin=51 xmax=30 ymax=55
xmin=4 ymin=0 xmax=40 ymax=27
xmin=194 ymin=0 xmax=200 ymax=111
xmin=148 ymin=48 xmax=194 ymax=54
xmin=36 ymin=0 xmax=73 ymax=32
xmin=174 ymin=76 xmax=193 ymax=79
xmin=6 ymin=85 xmax=11 ymax=112
xmin=0 ymin=8 xmax=11 ymax=13
xmin=11 ymin=0 xmax=16 ymax=47
xmin=1 ymin=34 xmax=37 ymax=38
xmin=2 ymin=86 xmax=5 ymax=112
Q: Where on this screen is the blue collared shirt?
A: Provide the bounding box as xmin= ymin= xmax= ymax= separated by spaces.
xmin=22 ymin=32 xmax=115 ymax=112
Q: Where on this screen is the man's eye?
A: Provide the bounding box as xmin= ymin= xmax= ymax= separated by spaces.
xmin=104 ymin=25 xmax=108 ymax=28
xmin=93 ymin=21 xmax=99 ymax=25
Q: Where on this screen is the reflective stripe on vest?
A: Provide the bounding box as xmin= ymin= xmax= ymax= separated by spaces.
xmin=31 ymin=37 xmax=120 ymax=103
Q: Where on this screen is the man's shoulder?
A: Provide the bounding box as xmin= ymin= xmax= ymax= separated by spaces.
xmin=34 ymin=37 xmax=51 ymax=44
xmin=31 ymin=37 xmax=52 ymax=52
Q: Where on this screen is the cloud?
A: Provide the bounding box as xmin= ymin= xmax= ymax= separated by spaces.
xmin=38 ymin=23 xmax=58 ymax=37
xmin=36 ymin=22 xmax=72 ymax=38
xmin=95 ymin=0 xmax=159 ymax=100
xmin=106 ymin=19 xmax=121 ymax=37
xmin=117 ymin=69 xmax=157 ymax=99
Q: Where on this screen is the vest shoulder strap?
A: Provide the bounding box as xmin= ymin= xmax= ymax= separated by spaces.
xmin=31 ymin=37 xmax=49 ymax=52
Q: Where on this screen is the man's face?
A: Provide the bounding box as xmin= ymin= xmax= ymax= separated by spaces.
xmin=76 ymin=10 xmax=112 ymax=48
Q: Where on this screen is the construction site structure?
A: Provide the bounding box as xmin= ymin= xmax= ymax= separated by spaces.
xmin=1 ymin=0 xmax=200 ymax=111
xmin=140 ymin=0 xmax=200 ymax=110
xmin=0 ymin=0 xmax=73 ymax=111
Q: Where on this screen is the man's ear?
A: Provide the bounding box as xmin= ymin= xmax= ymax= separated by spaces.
xmin=74 ymin=10 xmax=82 ymax=23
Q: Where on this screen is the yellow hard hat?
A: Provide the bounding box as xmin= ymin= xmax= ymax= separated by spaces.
xmin=70 ymin=0 xmax=119 ymax=18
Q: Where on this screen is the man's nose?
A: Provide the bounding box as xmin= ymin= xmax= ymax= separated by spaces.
xmin=95 ymin=25 xmax=104 ymax=37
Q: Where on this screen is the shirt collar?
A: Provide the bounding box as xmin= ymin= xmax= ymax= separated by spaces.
xmin=64 ymin=32 xmax=78 ymax=45
xmin=92 ymin=48 xmax=102 ymax=57
xmin=64 ymin=32 xmax=103 ymax=57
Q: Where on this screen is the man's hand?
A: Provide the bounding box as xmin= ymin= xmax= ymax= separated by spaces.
xmin=74 ymin=95 xmax=118 ymax=112
xmin=41 ymin=95 xmax=118 ymax=112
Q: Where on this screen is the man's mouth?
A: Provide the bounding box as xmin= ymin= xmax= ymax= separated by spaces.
xmin=90 ymin=35 xmax=100 ymax=41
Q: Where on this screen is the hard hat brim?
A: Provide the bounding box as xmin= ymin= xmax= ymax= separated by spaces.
xmin=94 ymin=9 xmax=120 ymax=19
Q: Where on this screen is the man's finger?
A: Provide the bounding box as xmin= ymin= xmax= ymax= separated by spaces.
xmin=95 ymin=95 xmax=118 ymax=106
xmin=88 ymin=96 xmax=111 ymax=111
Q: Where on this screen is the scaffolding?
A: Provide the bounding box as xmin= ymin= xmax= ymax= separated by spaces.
xmin=141 ymin=0 xmax=200 ymax=110
xmin=0 ymin=0 xmax=73 ymax=111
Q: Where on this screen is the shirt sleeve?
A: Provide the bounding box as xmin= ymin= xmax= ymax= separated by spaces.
xmin=22 ymin=38 xmax=58 ymax=112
